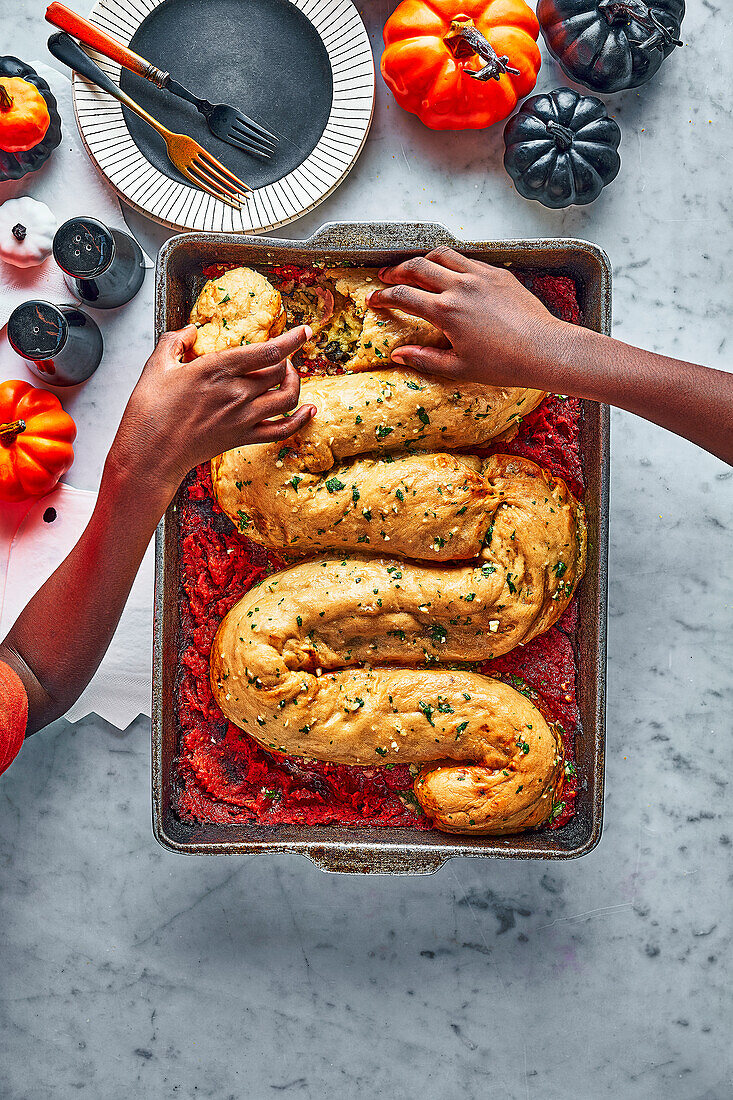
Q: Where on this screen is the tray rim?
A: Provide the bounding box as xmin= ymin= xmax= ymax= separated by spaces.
xmin=152 ymin=222 xmax=610 ymax=873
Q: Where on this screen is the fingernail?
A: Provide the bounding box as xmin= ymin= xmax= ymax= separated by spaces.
xmin=304 ymin=325 xmax=313 ymax=340
xmin=308 ymin=405 xmax=317 ymax=416
xmin=390 ymin=352 xmax=405 ymax=364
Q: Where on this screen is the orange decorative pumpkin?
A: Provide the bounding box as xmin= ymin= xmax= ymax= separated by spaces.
xmin=381 ymin=0 xmax=541 ymax=130
xmin=0 ymin=76 xmax=50 ymax=152
xmin=0 ymin=379 xmax=76 ymax=502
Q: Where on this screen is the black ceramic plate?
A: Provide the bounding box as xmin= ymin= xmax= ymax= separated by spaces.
xmin=73 ymin=0 xmax=374 ymax=232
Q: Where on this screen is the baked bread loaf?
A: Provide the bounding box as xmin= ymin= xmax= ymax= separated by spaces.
xmin=211 ymin=455 xmax=585 ymax=834
xmin=196 ymin=263 xmax=586 ymax=835
xmin=212 ymin=368 xmax=545 ymax=561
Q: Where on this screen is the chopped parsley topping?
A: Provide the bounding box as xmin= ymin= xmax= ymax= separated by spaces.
xmin=418 ymin=701 xmax=435 ymax=727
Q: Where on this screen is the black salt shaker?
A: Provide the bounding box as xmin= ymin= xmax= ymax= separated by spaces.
xmin=53 ymin=216 xmax=145 ymax=309
xmin=7 ymin=300 xmax=103 ymax=386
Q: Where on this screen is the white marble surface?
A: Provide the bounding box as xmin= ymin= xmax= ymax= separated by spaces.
xmin=1 ymin=2 xmax=731 ymax=1098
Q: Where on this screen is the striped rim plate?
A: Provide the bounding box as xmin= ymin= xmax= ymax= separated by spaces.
xmin=72 ymin=0 xmax=375 ymax=233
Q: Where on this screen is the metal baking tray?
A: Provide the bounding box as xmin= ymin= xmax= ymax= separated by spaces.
xmin=153 ymin=222 xmax=610 ymax=873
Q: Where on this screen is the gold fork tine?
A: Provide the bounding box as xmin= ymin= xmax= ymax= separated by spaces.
xmin=196 ymin=150 xmax=252 ymax=193
xmin=183 ymin=163 xmax=241 ymax=206
xmin=180 ymin=164 xmax=243 ymax=210
xmin=192 ymin=156 xmax=249 ymax=199
xmin=194 ymin=157 xmax=249 ymax=197
xmin=186 ymin=157 xmax=239 ymax=195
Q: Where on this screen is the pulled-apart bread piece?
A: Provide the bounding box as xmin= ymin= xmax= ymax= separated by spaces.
xmin=210 ymin=455 xmax=585 ymax=834
xmin=190 ymin=266 xmax=286 ymax=356
xmin=212 ymin=368 xmax=545 ymax=560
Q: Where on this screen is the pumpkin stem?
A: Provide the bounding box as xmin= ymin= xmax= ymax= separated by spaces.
xmin=444 ymin=18 xmax=521 ymax=81
xmin=0 ymin=420 xmax=26 ymax=447
xmin=12 ymin=223 xmax=27 ymax=242
xmin=0 ymin=84 xmax=13 ymax=111
xmin=597 ymin=1 xmax=683 ymax=49
xmin=546 ymin=120 xmax=575 ymax=152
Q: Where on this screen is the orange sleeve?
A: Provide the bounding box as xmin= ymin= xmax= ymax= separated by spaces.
xmin=0 ymin=660 xmax=28 ymax=775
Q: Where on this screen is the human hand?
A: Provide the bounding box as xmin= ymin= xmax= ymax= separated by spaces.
xmin=367 ymin=247 xmax=568 ymax=389
xmin=108 ymin=323 xmax=316 ymax=502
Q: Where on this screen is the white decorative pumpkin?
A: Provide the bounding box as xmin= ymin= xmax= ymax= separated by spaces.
xmin=0 ymin=196 xmax=57 ymax=268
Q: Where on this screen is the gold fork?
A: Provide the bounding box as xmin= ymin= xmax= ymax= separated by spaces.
xmin=48 ymin=32 xmax=250 ymax=209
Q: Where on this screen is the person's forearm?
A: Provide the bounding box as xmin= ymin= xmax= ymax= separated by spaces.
xmin=0 ymin=455 xmax=172 ymax=734
xmin=0 ymin=321 xmax=314 ymax=738
xmin=538 ymin=325 xmax=733 ymax=465
xmin=370 ymin=252 xmax=732 ymax=465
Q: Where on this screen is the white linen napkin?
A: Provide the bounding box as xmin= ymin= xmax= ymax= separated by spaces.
xmin=0 ymin=62 xmax=151 ymax=328
xmin=0 ymin=484 xmax=153 ymax=729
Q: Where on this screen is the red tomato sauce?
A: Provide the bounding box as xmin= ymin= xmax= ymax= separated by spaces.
xmin=174 ymin=270 xmax=583 ymax=830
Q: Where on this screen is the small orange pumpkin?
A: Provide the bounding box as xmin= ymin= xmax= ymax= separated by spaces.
xmin=0 ymin=76 xmax=50 ymax=152
xmin=0 ymin=379 xmax=76 ymax=502
xmin=381 ymin=0 xmax=541 ymax=130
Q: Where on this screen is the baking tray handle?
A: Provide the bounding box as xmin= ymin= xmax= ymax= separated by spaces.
xmin=304 ymin=221 xmax=463 ymax=252
xmin=306 ymin=848 xmax=450 ymax=876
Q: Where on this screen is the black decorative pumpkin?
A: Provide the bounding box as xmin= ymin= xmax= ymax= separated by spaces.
xmin=503 ymin=88 xmax=621 ymax=209
xmin=0 ymin=57 xmax=62 ymax=182
xmin=537 ymin=0 xmax=685 ymax=93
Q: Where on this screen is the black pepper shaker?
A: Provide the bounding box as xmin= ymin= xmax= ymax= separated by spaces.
xmin=52 ymin=216 xmax=145 ymax=309
xmin=7 ymin=300 xmax=103 ymax=386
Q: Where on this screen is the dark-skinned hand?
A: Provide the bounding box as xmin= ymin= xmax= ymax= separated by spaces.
xmin=109 ymin=322 xmax=317 ymax=502
xmin=367 ymin=247 xmax=733 ymax=466
xmin=366 ymin=247 xmax=561 ymax=388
